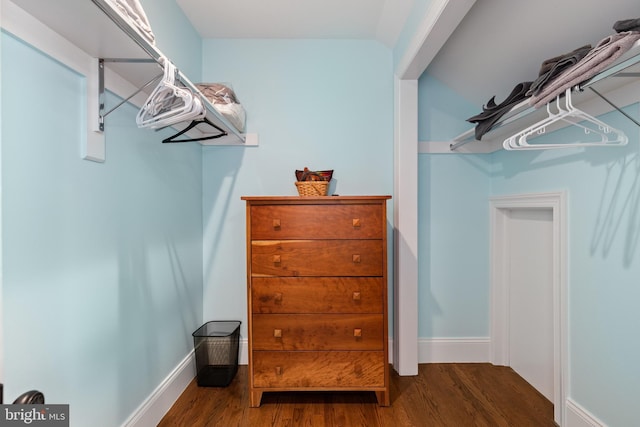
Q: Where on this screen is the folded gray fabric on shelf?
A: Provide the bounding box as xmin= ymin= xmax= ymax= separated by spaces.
xmin=529 ymin=44 xmax=592 ymax=96
xmin=467 ymin=81 xmax=533 ymax=140
xmin=530 ymin=31 xmax=640 ymax=109
xmin=614 ymin=17 xmax=640 ymax=33
xmin=537 ymin=44 xmax=592 ymax=76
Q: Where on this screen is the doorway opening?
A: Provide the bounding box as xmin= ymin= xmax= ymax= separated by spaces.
xmin=490 ymin=192 xmax=567 ymax=426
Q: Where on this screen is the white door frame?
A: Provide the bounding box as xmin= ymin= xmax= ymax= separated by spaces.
xmin=490 ymin=191 xmax=568 ymax=426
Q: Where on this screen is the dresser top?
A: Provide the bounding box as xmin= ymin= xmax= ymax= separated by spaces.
xmin=242 ymin=195 xmax=391 ymax=204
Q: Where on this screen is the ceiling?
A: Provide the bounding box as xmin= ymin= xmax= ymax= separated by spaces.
xmin=176 ymin=0 xmax=414 ymax=48
xmin=177 ymin=0 xmax=640 ymax=107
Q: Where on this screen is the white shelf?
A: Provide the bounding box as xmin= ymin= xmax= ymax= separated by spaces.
xmin=11 ymin=0 xmax=251 ymax=152
xmin=447 ymin=39 xmax=640 ymax=152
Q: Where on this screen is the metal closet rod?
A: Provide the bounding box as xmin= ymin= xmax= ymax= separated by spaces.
xmin=449 ymin=100 xmax=532 ymax=151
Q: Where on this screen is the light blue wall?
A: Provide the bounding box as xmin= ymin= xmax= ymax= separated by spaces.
xmin=418 ymin=74 xmax=491 ymax=338
xmin=199 ymin=39 xmax=395 ymax=338
xmin=419 ymin=73 xmax=477 ymax=141
xmin=1 ymin=17 xmax=203 ymax=427
xmin=418 ymin=154 xmax=491 ymax=337
xmin=419 ymin=71 xmax=640 ymax=426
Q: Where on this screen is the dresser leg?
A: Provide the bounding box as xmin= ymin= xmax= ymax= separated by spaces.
xmin=375 ymin=390 xmax=390 ymax=406
xmin=249 ymin=390 xmax=263 ymax=408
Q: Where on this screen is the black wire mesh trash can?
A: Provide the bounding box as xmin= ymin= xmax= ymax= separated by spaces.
xmin=192 ymin=321 xmax=241 ymax=387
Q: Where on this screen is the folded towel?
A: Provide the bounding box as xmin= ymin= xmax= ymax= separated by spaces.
xmin=614 ymin=17 xmax=640 ymax=33
xmin=467 ymin=81 xmax=532 ymax=140
xmin=530 ymin=32 xmax=640 ymax=108
xmin=467 ymin=81 xmax=533 ymax=122
xmin=528 ymin=45 xmax=592 ymax=96
xmin=537 ymin=45 xmax=592 ymax=76
xmin=110 ymin=0 xmax=156 ymax=44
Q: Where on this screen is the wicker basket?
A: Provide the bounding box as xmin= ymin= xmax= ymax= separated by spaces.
xmin=295 ymin=181 xmax=329 ymax=196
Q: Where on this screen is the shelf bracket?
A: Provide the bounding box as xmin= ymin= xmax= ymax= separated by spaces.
xmin=84 ymin=58 xmax=105 ymax=162
xmin=450 ymin=138 xmax=473 ymax=151
xmin=97 ymin=57 xmax=159 ymax=131
xmin=84 ymin=57 xmax=158 ymax=162
xmin=586 ymin=87 xmax=640 ymax=128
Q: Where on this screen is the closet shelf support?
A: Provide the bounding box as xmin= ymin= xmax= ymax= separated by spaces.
xmin=97 ymin=57 xmax=158 ymax=131
xmin=450 ymin=139 xmax=473 ymax=151
xmin=586 ymin=87 xmax=640 ymax=128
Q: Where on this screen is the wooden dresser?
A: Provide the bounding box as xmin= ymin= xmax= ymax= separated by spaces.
xmin=242 ymin=195 xmax=391 ymax=407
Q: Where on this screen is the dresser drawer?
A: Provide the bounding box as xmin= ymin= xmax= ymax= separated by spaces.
xmin=252 ymin=314 xmax=384 ymax=351
xmin=251 ymin=240 xmax=383 ymax=277
xmin=252 ymin=351 xmax=385 ymax=388
xmin=252 ymin=277 xmax=384 ymax=314
xmin=250 ymin=204 xmax=384 ymax=240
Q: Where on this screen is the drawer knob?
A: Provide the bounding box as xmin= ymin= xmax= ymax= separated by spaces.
xmin=352 ymin=218 xmax=361 ymax=228
xmin=273 ymin=219 xmax=281 ymax=230
xmin=352 ymin=254 xmax=361 ymax=263
xmin=273 ymin=255 xmax=281 ymax=265
xmin=273 ymin=329 xmax=282 ymax=338
xmin=274 ymin=292 xmax=283 ymax=303
xmin=275 ymin=366 xmax=282 ymax=376
xmin=352 ymin=291 xmax=361 ymax=301
xmin=354 ymin=328 xmax=362 ymax=337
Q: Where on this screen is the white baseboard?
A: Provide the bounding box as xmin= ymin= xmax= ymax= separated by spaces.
xmin=565 ymin=398 xmax=607 ymax=427
xmin=122 ymin=351 xmax=196 ymax=427
xmin=239 ymin=338 xmax=248 ymax=365
xmin=418 ymin=337 xmax=491 ymax=363
xmin=122 ymin=339 xmax=249 ymax=427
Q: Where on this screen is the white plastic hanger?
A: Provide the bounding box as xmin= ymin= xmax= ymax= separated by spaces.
xmin=503 ymin=88 xmax=628 ymax=150
xmin=136 ymin=57 xmax=205 ymax=129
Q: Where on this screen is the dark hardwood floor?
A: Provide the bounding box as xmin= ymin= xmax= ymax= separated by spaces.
xmin=158 ymin=363 xmax=555 ymax=427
